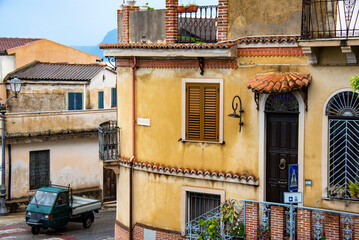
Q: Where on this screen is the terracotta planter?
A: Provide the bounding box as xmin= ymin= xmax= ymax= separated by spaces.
xmin=177 ymin=5 xmax=198 ymax=13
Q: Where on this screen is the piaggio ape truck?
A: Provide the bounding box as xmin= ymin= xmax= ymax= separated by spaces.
xmin=26 ymin=184 xmax=101 ymax=235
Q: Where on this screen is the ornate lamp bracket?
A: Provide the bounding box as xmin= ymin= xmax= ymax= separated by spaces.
xmin=105 ymin=56 xmax=116 ymax=71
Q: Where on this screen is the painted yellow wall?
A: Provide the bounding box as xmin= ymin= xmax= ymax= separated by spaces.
xmin=8 ymin=138 xmax=102 ymax=199
xmin=7 ymin=39 xmax=101 ymax=69
xmin=115 ymin=54 xmax=312 ymax=231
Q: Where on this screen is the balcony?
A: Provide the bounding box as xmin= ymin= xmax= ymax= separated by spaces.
xmin=178 ymin=5 xmax=218 ymax=43
xmin=301 ymin=0 xmax=359 ymax=39
xmin=99 ymin=120 xmax=120 ymax=161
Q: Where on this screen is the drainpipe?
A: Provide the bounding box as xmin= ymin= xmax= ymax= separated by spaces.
xmin=129 ymin=56 xmax=137 ymax=240
xmin=7 ymin=144 xmax=11 ymax=200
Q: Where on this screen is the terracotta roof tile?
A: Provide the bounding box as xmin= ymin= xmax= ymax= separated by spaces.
xmin=248 ymin=73 xmax=311 ymax=93
xmin=5 ymin=61 xmax=105 ymax=82
xmin=100 ymin=42 xmax=235 ymax=50
xmin=0 ymin=37 xmax=42 ymax=54
xmin=117 ymin=158 xmax=258 ymax=185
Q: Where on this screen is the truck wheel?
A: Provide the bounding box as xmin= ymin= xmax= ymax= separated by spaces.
xmin=82 ymin=212 xmax=94 ymax=229
xmin=31 ymin=226 xmax=40 ymax=235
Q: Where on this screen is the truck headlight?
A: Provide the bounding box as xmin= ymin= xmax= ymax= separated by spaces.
xmin=26 ymin=212 xmax=31 ymax=216
xmin=44 ymin=214 xmax=52 ymax=220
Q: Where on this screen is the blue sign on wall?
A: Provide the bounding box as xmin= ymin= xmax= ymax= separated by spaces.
xmin=288 ymin=164 xmax=298 ymax=191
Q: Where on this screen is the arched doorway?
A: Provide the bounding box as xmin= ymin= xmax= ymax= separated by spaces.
xmin=265 ymin=93 xmax=299 ymax=203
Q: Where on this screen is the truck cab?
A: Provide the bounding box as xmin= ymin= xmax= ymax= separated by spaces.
xmin=26 ymin=184 xmax=100 ymax=235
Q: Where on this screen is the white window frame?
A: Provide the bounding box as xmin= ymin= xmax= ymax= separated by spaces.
xmin=181 ymin=78 xmax=224 ymax=143
xmin=181 ymin=186 xmax=225 ymax=236
xmin=321 ymin=88 xmax=358 ymax=198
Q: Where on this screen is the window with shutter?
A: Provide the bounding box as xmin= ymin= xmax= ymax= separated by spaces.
xmin=67 ymin=92 xmax=83 ymax=110
xmin=98 ymin=91 xmax=104 ymax=109
xmin=30 ymin=150 xmax=50 ymax=190
xmin=185 ymin=82 xmax=219 ymax=142
xmin=111 ymin=88 xmax=117 ymax=107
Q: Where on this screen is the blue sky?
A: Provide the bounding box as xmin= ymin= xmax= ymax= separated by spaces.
xmin=0 ymin=0 xmax=218 ymax=46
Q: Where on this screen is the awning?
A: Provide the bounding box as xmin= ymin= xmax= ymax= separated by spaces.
xmin=247 ymin=73 xmax=311 ymax=110
xmin=247 ymin=73 xmax=311 ymax=93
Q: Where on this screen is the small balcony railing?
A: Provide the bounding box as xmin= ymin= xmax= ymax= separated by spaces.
xmin=301 ymin=0 xmax=359 ymax=39
xmin=99 ymin=120 xmax=120 ymax=161
xmin=178 ymin=5 xmax=218 ymax=43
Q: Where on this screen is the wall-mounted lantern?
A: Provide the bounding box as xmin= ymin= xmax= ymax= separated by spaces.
xmin=228 ymin=95 xmax=244 ymax=132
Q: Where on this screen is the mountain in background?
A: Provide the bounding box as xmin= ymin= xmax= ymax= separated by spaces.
xmin=71 ymin=28 xmax=117 ymax=60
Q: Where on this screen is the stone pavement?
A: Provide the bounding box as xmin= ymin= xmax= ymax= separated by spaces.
xmin=0 ymin=211 xmax=26 ymax=226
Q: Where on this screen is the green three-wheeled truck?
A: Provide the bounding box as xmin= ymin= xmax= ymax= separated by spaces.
xmin=26 ymin=184 xmax=101 ymax=235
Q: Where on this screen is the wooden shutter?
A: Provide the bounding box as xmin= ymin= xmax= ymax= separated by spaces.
xmin=111 ymin=88 xmax=117 ymax=107
xmin=203 ymin=84 xmax=219 ymax=141
xmin=75 ymin=93 xmax=83 ymax=110
xmin=30 ymin=150 xmax=50 ymax=190
xmin=98 ymin=91 xmax=104 ymax=109
xmin=186 ymin=83 xmax=219 ymax=142
xmin=68 ymin=92 xmax=75 ymax=110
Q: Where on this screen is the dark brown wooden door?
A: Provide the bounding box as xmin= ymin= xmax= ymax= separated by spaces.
xmin=103 ymin=168 xmax=116 ymax=202
xmin=266 ymin=113 xmax=298 ymax=203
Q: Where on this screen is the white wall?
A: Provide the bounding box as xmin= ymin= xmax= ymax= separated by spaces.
xmin=0 ymin=55 xmax=15 ymax=82
xmin=8 ymin=137 xmax=103 ymax=199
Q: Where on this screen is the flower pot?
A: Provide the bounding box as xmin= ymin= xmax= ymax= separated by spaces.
xmin=177 ymin=5 xmax=198 ymax=13
xmin=125 ymin=0 xmax=136 ymax=6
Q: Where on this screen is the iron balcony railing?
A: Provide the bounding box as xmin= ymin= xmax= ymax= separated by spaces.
xmin=99 ymin=120 xmax=120 ymax=161
xmin=178 ymin=5 xmax=218 ymax=43
xmin=185 ymin=198 xmax=359 ymax=240
xmin=301 ymin=0 xmax=359 ymax=39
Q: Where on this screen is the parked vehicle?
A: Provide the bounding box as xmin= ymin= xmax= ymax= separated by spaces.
xmin=26 ymin=184 xmax=101 ymax=235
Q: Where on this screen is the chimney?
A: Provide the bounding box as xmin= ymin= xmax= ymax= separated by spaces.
xmin=217 ymin=0 xmax=228 ymax=42
xmin=165 ymin=0 xmax=178 ymax=44
xmin=121 ymin=5 xmax=139 ymax=43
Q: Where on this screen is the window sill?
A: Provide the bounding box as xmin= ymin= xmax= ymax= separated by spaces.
xmin=322 ymin=197 xmax=359 ymax=205
xmin=178 ymin=138 xmax=225 ymax=145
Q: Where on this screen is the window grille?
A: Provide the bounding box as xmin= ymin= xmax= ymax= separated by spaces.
xmin=187 ymin=192 xmax=220 ymax=222
xmin=30 ymin=150 xmax=50 ymax=190
xmin=265 ymin=93 xmax=299 ymax=112
xmin=99 ymin=121 xmax=120 ymax=161
xmin=327 ymin=91 xmax=359 ymax=199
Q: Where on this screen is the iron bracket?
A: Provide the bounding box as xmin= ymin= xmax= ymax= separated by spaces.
xmin=198 ymin=57 xmax=204 ymax=75
xmin=105 ymin=56 xmax=116 ymax=71
xmin=254 ymin=92 xmax=260 ymax=111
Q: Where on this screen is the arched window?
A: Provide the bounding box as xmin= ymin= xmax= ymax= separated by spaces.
xmin=265 ymin=93 xmax=299 ymax=112
xmin=326 ymin=91 xmax=359 ymax=199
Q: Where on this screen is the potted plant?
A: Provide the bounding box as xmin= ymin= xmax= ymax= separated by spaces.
xmin=198 ymin=218 xmax=220 ymax=240
xmin=220 ymin=200 xmax=246 ymax=239
xmin=139 ymin=2 xmax=154 ymax=11
xmin=177 ymin=2 xmax=198 ymax=13
xmin=348 ymin=179 xmax=359 ymax=199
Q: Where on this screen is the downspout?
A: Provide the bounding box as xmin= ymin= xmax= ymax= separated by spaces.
xmin=7 ymin=144 xmax=11 ymax=200
xmin=129 ymin=56 xmax=137 ymax=240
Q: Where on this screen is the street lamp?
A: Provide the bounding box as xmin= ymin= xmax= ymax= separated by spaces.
xmin=0 ymin=75 xmax=22 ymax=215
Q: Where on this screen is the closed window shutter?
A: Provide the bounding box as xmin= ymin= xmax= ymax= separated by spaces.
xmin=111 ymin=88 xmax=117 ymax=107
xmin=98 ymin=92 xmax=104 ymax=109
xmin=186 ymin=84 xmax=201 ymax=140
xmin=186 ymin=83 xmax=219 ymax=142
xmin=68 ymin=93 xmax=75 ymax=110
xmin=75 ymin=93 xmax=83 ymax=110
xmin=203 ymin=84 xmax=219 ymax=141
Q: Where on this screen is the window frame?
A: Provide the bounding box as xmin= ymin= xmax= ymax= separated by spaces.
xmin=322 ymin=90 xmax=359 ymax=200
xmin=182 ymin=78 xmax=223 ymax=143
xmin=181 ymin=186 xmax=225 ymax=236
xmin=29 ymin=150 xmax=50 ymax=190
xmin=67 ymin=92 xmax=83 ymax=110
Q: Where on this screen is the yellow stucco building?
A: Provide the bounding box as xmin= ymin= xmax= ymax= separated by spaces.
xmin=101 ymin=0 xmax=359 ymax=239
